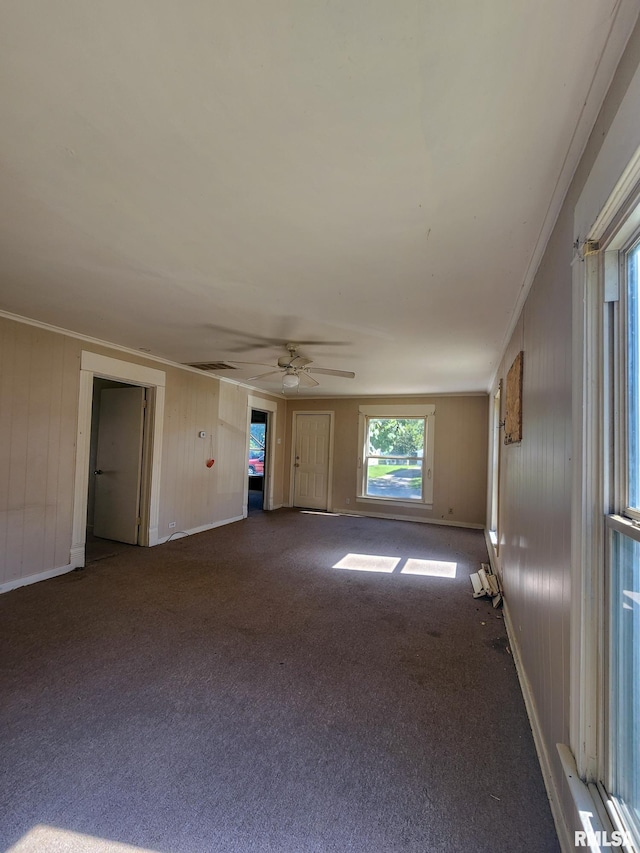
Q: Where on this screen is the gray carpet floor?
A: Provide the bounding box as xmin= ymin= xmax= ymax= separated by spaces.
xmin=0 ymin=510 xmax=559 ymax=853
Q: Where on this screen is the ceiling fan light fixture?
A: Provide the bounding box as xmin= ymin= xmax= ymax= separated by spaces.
xmin=282 ymin=372 xmax=300 ymax=389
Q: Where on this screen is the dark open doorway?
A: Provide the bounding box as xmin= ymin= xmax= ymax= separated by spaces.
xmin=248 ymin=409 xmax=268 ymax=514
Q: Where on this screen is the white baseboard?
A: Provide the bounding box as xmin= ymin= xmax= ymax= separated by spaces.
xmin=0 ymin=562 xmax=75 ymax=595
xmin=503 ymin=603 xmax=573 ymax=853
xmin=331 ymin=507 xmax=484 ymax=530
xmin=2 ymin=515 xmax=246 ymax=594
xmin=156 ymin=514 xmax=245 ymax=544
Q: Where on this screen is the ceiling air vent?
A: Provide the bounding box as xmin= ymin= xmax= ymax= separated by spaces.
xmin=185 ymin=362 xmax=237 ymax=371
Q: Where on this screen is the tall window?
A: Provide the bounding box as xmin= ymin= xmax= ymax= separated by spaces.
xmin=364 ymin=418 xmax=425 ymax=501
xmin=608 ymin=529 xmax=640 ymax=840
xmin=627 ymin=244 xmax=640 ymax=515
xmin=570 ymin=83 xmax=640 ymax=850
xmin=357 ymin=405 xmax=435 ymax=506
xmin=605 ymin=236 xmax=640 ymax=846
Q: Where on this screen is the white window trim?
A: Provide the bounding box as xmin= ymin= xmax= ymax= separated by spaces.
xmin=600 ymin=232 xmax=640 ymax=852
xmin=567 ymin=97 xmax=640 ymax=846
xmin=356 ymin=404 xmax=435 ymax=508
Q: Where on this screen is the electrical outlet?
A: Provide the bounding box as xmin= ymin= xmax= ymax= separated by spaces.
xmin=345 ymin=498 xmax=350 ymax=504
xmin=168 ymin=521 xmax=176 ymax=528
xmin=448 ymin=507 xmax=454 ymax=514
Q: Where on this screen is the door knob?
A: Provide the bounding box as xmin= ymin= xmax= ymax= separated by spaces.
xmin=94 ymin=469 xmax=103 ymax=475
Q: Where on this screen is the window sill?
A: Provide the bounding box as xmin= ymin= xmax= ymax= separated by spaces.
xmin=557 ymin=744 xmax=638 ymax=851
xmin=557 ymin=745 xmax=611 ymax=849
xmin=356 ymin=496 xmax=433 ymax=511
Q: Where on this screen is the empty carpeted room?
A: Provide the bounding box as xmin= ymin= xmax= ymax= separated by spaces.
xmin=2 ymin=3 xmax=640 ymax=852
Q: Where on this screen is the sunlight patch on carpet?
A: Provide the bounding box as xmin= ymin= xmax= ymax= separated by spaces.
xmin=332 ymin=554 xmax=458 ymax=577
xmin=332 ymin=553 xmax=400 ymax=572
xmin=7 ymin=825 xmax=163 ymax=853
xmin=401 ymin=558 xmax=457 ymax=578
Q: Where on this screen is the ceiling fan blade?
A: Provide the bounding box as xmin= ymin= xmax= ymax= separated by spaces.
xmin=298 ymin=372 xmax=320 ymax=387
xmin=205 ymin=324 xmax=292 ymax=351
xmin=226 ymin=360 xmax=277 ymax=368
xmin=308 ymin=367 xmax=355 ymax=379
xmin=289 ymin=340 xmax=349 ymax=346
xmin=206 ymin=323 xmax=350 ymax=352
xmin=205 ymin=324 xmax=351 ymax=353
xmin=290 ymin=356 xmax=313 ymax=368
xmin=246 ymin=371 xmax=282 ymax=381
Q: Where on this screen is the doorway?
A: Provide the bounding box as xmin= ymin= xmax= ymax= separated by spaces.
xmin=244 ymin=395 xmax=278 ymax=516
xmin=86 ymin=379 xmax=147 ymax=560
xmin=71 ymin=351 xmax=166 ymax=570
xmin=291 ymin=412 xmax=333 ymax=511
xmin=248 ymin=409 xmax=268 ymax=514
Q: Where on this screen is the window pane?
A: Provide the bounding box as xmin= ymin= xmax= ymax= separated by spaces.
xmin=629 ymin=245 xmax=640 ymax=510
xmin=367 ymin=418 xmax=424 ymax=459
xmin=365 ymin=457 xmax=422 ymax=500
xmin=610 ymin=530 xmax=640 ymax=842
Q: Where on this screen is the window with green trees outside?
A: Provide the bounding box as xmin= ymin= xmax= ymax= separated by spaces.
xmin=364 ymin=418 xmax=425 ymax=500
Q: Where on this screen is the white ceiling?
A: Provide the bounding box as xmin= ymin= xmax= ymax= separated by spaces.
xmin=0 ymin=1 xmax=636 ymax=396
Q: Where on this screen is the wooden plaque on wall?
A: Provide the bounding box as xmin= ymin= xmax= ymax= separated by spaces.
xmin=504 ymin=351 xmax=523 ymax=445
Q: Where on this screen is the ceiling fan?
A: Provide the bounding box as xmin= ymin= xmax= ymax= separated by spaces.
xmin=230 ymin=343 xmax=355 ymax=391
xmin=204 ymin=322 xmax=348 ymax=353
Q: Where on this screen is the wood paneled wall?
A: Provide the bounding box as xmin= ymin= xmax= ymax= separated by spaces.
xmin=158 ymin=367 xmax=222 ymax=533
xmin=490 ymin=265 xmax=573 ymax=825
xmin=215 ymin=382 xmax=250 ymax=521
xmin=487 ymin=18 xmax=640 ymax=841
xmin=0 ymin=320 xmax=79 ymax=583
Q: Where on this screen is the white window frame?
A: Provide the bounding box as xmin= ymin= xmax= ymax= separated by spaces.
xmin=569 ymin=143 xmax=640 ymax=851
xmin=356 ymin=404 xmax=435 ymax=509
xmin=601 ymin=227 xmax=640 ymax=849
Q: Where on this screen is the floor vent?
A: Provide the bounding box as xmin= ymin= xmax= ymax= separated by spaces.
xmin=185 ymin=362 xmax=237 ymax=371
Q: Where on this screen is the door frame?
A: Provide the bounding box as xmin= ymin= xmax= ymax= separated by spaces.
xmin=71 ymin=351 xmax=166 ymax=567
xmin=489 ymin=382 xmax=502 ymax=556
xmin=245 ymin=396 xmax=278 ymax=514
xmin=289 ymin=411 xmax=335 ymax=512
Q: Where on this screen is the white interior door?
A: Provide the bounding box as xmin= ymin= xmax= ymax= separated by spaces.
xmin=293 ymin=413 xmax=331 ymax=510
xmin=93 ymin=386 xmax=145 ymax=544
